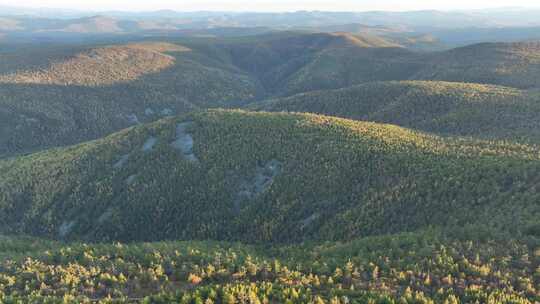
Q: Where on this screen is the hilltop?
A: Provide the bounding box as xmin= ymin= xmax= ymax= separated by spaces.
xmin=0 ymin=110 xmax=538 ymax=243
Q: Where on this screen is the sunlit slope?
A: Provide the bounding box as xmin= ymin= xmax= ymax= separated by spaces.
xmin=252 ymin=81 xmax=540 ymax=142
xmin=0 ymin=110 xmax=538 ymax=242
xmin=0 ymin=42 xmax=188 ymax=86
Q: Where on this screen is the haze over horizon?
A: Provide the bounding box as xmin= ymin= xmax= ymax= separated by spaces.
xmin=1 ymin=0 xmax=540 ymax=12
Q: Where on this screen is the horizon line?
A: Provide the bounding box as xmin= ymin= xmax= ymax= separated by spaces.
xmin=1 ymin=4 xmax=539 ymax=15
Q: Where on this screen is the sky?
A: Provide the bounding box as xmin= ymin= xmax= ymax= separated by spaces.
xmin=1 ymin=0 xmax=540 ymax=12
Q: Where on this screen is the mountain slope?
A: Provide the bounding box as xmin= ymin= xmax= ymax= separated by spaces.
xmin=252 ymin=81 xmax=540 ymax=142
xmin=1 ymin=110 xmax=538 ymax=243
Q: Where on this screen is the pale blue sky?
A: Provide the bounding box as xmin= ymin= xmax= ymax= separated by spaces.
xmin=1 ymin=0 xmax=540 ymax=12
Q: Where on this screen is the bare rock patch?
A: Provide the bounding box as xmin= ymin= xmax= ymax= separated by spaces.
xmin=234 ymin=160 xmax=282 ymax=212
xmin=113 ymin=154 xmax=130 ymax=169
xmin=142 ymin=136 xmax=157 ymax=152
xmin=171 ymin=122 xmax=199 ymax=163
xmin=59 ymin=220 xmax=76 ymax=238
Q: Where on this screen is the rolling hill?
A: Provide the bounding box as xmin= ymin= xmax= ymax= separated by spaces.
xmin=0 ymin=110 xmax=538 ymax=243
xmin=252 ymin=81 xmax=540 ymax=142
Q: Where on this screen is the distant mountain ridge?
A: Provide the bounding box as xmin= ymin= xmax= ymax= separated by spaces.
xmin=3 ymin=6 xmax=538 ymax=28
xmin=4 ymin=9 xmax=540 ymax=48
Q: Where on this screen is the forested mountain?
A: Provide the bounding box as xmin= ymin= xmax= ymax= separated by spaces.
xmin=252 ymin=81 xmax=540 ymax=142
xmin=1 ymin=110 xmax=538 ymax=243
xmin=0 ymin=8 xmax=540 ymax=302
